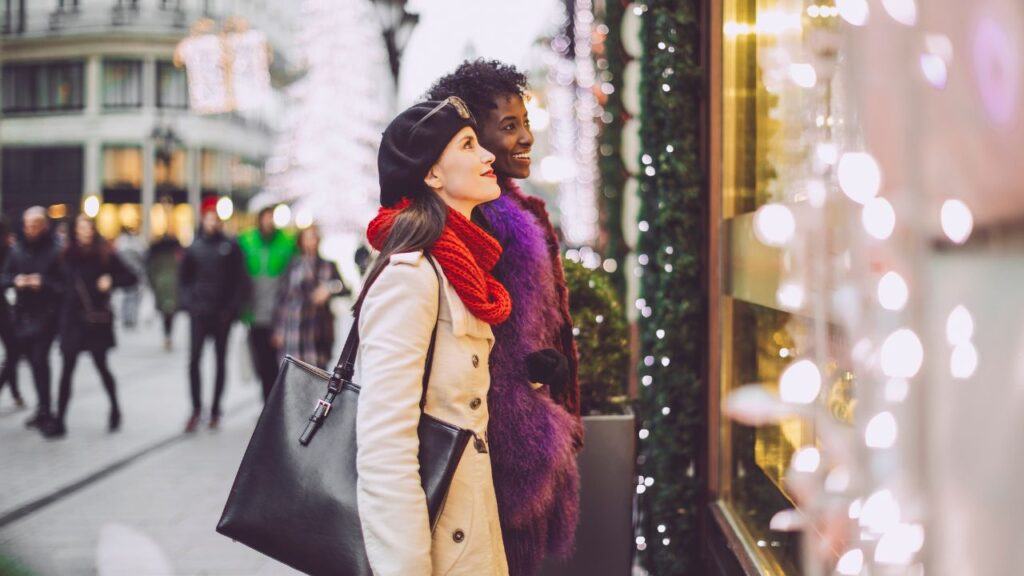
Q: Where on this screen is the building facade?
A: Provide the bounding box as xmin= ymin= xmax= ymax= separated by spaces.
xmin=0 ymin=0 xmax=298 ymax=241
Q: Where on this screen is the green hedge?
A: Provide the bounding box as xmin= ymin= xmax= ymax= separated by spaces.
xmin=634 ymin=1 xmax=706 ymax=574
xmin=564 ymin=258 xmax=629 ymax=415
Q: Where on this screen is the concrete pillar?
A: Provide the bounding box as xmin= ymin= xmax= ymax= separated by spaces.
xmin=142 ymin=139 xmax=155 ymax=239
xmin=83 ymin=139 xmax=101 ymax=200
xmin=187 ymin=146 xmax=201 ymax=241
xmin=142 ymin=55 xmax=157 ymax=110
xmin=85 ymin=55 xmax=101 ymax=115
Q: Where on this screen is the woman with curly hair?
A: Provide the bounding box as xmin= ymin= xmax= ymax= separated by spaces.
xmin=427 ymin=60 xmax=582 ymax=576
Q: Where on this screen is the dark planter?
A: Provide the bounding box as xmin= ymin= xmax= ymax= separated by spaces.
xmin=540 ymin=409 xmax=636 ymax=576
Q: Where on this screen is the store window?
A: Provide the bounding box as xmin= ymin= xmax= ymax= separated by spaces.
xmin=715 ymin=1 xmax=848 ymax=573
xmin=157 ymin=61 xmax=189 ymax=109
xmin=1 ymin=60 xmax=85 ymax=113
xmin=201 ymin=149 xmax=222 ymax=195
xmin=103 ymin=60 xmax=143 ymax=109
xmin=156 ymin=148 xmax=187 ymax=203
xmin=102 ymin=146 xmax=143 ymax=203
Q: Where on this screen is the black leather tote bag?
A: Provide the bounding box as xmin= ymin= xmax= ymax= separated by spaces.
xmin=217 ymin=256 xmax=471 ymax=576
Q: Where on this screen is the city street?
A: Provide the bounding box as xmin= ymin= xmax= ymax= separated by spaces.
xmin=0 ymin=307 xmax=309 ymax=575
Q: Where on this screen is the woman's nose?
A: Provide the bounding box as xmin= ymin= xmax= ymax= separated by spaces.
xmin=480 ymin=146 xmax=496 ymax=164
xmin=520 ymin=126 xmax=534 ymax=147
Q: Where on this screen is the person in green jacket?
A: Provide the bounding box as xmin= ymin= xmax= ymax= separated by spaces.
xmin=238 ymin=206 xmax=296 ymax=400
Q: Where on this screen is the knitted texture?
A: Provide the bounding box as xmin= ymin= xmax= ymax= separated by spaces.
xmin=481 ymin=179 xmax=582 ymax=576
xmin=367 ymin=199 xmax=512 ymax=325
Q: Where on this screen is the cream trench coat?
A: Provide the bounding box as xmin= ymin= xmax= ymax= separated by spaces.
xmin=355 ymin=251 xmax=509 ymax=576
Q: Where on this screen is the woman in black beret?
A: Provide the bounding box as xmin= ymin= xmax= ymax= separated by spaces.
xmin=354 ymin=97 xmax=512 ymax=575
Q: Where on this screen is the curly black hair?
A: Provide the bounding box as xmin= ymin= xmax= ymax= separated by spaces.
xmin=424 ymin=59 xmax=529 ymax=122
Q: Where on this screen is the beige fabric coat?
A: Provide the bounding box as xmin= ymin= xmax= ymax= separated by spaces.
xmin=355 ymin=251 xmax=509 ymax=576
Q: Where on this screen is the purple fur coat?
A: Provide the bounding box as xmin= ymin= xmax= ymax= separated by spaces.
xmin=482 ymin=179 xmax=582 ymax=576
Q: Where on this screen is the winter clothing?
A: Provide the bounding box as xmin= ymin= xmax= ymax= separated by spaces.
xmin=115 ymin=231 xmax=146 ymax=328
xmin=238 ymin=228 xmax=296 ymax=325
xmin=58 ymin=249 xmax=137 ymax=355
xmin=377 ymin=97 xmax=477 ymax=208
xmin=356 ymin=251 xmax=508 ymax=576
xmin=273 ymin=255 xmax=347 ymax=368
xmin=478 ymin=178 xmax=582 ymax=575
xmin=52 ymin=242 xmax=137 ymax=435
xmin=0 ymin=241 xmax=22 ymax=404
xmin=0 ymin=233 xmax=63 ymax=418
xmin=146 ymin=235 xmax=182 ymax=342
xmin=146 ymin=235 xmax=182 ymax=315
xmin=368 ymin=199 xmax=511 ymax=325
xmin=238 ymin=227 xmax=296 ymax=399
xmin=0 ymin=234 xmax=63 ymax=340
xmin=179 ymin=231 xmax=247 ymax=321
xmin=180 ymin=229 xmax=247 ymax=419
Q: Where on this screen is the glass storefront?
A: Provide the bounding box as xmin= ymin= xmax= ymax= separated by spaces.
xmin=714 ymin=1 xmax=851 ymax=573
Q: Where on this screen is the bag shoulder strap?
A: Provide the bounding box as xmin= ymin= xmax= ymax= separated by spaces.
xmin=301 ymin=251 xmax=442 ymax=445
xmin=330 ymin=251 xmax=443 ymax=408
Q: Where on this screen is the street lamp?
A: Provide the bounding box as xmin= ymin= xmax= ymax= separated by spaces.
xmin=370 ymin=0 xmax=420 ymax=84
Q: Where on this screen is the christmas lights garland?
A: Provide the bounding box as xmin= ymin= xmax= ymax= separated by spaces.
xmin=634 ymin=1 xmax=706 ymax=574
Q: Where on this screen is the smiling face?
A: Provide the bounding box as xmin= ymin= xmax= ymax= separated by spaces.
xmin=424 ymin=126 xmax=500 ymax=217
xmin=477 ymin=94 xmax=534 ymax=179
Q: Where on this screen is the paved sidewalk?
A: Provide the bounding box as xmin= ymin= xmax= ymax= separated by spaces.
xmin=0 ymin=311 xmax=302 ymax=575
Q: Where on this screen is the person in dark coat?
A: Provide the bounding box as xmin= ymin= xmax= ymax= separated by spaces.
xmin=0 ymin=207 xmax=63 ymax=427
xmin=179 ymin=199 xmax=247 ymax=432
xmin=146 ymin=232 xmax=182 ymax=351
xmin=42 ymin=215 xmax=138 ymax=438
xmin=0 ymin=220 xmax=24 ymax=409
xmin=272 ymin=225 xmax=348 ymax=368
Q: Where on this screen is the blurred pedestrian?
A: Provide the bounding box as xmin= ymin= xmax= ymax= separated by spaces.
xmin=114 ymin=225 xmax=146 ymax=329
xmin=179 ymin=199 xmax=247 ymax=432
xmin=0 ymin=207 xmax=63 ymax=428
xmin=0 ymin=220 xmax=25 ymax=409
xmin=42 ymin=215 xmax=138 ymax=439
xmin=354 ymin=243 xmax=371 ymax=277
xmin=238 ymin=206 xmax=295 ymax=400
xmin=272 ymin=225 xmax=348 ymax=368
xmin=146 ymin=232 xmax=182 ymax=351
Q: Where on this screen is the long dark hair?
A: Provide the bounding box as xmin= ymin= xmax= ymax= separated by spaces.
xmin=353 ymin=193 xmax=448 ymax=314
xmin=63 ymin=213 xmax=113 ymax=266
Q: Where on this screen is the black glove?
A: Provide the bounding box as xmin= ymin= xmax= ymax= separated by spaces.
xmin=525 ymin=348 xmax=569 ymax=397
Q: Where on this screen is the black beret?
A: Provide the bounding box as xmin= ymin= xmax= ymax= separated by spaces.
xmin=378 ymin=97 xmax=477 ymax=208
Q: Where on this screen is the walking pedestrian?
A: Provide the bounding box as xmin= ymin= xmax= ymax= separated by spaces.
xmin=238 ymin=206 xmax=295 ymax=400
xmin=114 ymin=225 xmax=147 ymax=329
xmin=0 ymin=220 xmax=25 ymax=409
xmin=355 ymin=98 xmax=511 ymax=575
xmin=0 ymin=207 xmax=63 ymax=428
xmin=271 ymin=225 xmax=348 ymax=368
xmin=179 ymin=199 xmax=247 ymax=432
xmin=146 ymin=232 xmax=182 ymax=351
xmin=41 ymin=215 xmax=138 ymax=438
xmin=428 ymin=61 xmax=583 ymax=575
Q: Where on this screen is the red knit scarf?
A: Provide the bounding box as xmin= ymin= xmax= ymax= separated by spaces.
xmin=367 ymin=199 xmax=512 ymax=325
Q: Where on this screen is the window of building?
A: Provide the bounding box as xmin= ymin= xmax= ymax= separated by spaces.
xmin=201 ymin=149 xmax=222 ymax=194
xmin=102 ymin=146 xmax=143 ymax=203
xmin=2 ymin=0 xmax=27 ymax=34
xmin=103 ymin=60 xmax=143 ymax=109
xmin=1 ymin=61 xmax=85 ymax=113
xmin=157 ymin=61 xmax=189 ymax=109
xmin=1 ymin=147 xmax=84 ymax=221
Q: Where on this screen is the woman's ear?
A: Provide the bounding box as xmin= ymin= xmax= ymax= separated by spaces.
xmin=424 ymin=165 xmax=443 ymax=191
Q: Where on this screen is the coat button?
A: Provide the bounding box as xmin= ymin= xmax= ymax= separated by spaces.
xmin=471 ymin=355 xmax=480 ymax=368
xmin=469 ymin=397 xmax=482 ymax=410
xmin=452 ymin=529 xmax=465 ymax=543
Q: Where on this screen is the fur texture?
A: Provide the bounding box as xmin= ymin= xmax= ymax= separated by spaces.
xmin=482 ymin=179 xmax=582 ymax=576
